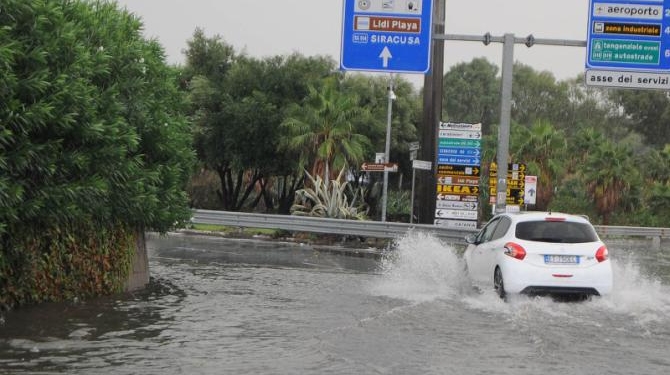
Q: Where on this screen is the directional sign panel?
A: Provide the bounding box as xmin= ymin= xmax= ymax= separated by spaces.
xmin=524 ymin=175 xmax=538 ymax=205
xmin=438 ymin=147 xmax=482 ymax=157
xmin=437 ymin=175 xmax=479 ymax=186
xmin=439 ymin=138 xmax=482 ymax=148
xmin=435 ymin=208 xmax=479 ymax=220
xmin=436 ymin=193 xmax=478 ymax=202
xmin=438 ymin=156 xmax=482 ymax=166
xmin=439 ymin=129 xmax=482 ymax=139
xmin=341 ymin=0 xmax=433 ymax=73
xmin=439 ymin=122 xmax=482 ymax=131
xmin=434 ymin=121 xmax=482 ymax=227
xmin=434 ymin=219 xmax=478 ymax=230
xmin=436 ymin=200 xmax=479 ymax=210
xmin=412 ymin=159 xmax=432 ymax=170
xmin=489 ymin=162 xmax=526 ymax=205
xmin=586 ymin=0 xmax=670 ymax=89
xmin=436 ymin=184 xmax=480 ymax=196
xmin=437 ymin=165 xmax=480 ymax=177
xmin=361 ymin=162 xmax=398 ymax=172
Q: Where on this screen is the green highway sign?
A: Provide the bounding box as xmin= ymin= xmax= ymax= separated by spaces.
xmin=585 ymin=0 xmax=670 ymax=90
xmin=590 ymin=39 xmax=660 ymax=65
xmin=438 ymin=138 xmax=481 ymax=148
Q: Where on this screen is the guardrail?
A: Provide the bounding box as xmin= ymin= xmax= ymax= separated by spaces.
xmin=191 ymin=210 xmax=670 ymax=248
xmin=191 ymin=209 xmax=474 ymax=243
xmin=594 ymin=225 xmax=670 ymax=239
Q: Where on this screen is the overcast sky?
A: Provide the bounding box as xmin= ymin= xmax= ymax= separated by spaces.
xmin=113 ymin=0 xmax=588 ymax=86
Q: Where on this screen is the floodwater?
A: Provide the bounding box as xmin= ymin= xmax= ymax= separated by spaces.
xmin=1 ymin=232 xmax=669 ymax=375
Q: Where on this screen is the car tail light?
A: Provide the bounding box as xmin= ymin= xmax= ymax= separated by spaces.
xmin=545 ymin=216 xmax=566 ymax=222
xmin=504 ymin=242 xmax=526 ymax=260
xmin=595 ymin=246 xmax=609 ymax=262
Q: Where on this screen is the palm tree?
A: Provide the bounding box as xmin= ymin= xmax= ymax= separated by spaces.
xmin=279 ymin=80 xmax=371 ymax=181
xmin=581 ymin=140 xmax=639 ymax=224
xmin=510 ymin=120 xmax=567 ymax=209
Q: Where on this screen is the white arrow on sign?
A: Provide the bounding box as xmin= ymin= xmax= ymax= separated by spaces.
xmin=379 ymin=47 xmax=392 ymax=68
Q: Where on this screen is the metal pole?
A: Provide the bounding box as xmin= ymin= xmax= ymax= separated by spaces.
xmin=418 ymin=0 xmax=445 ymax=224
xmin=410 ymin=167 xmax=416 ymax=224
xmin=495 ymin=33 xmax=514 ymax=214
xmin=381 ymin=74 xmax=394 ymax=222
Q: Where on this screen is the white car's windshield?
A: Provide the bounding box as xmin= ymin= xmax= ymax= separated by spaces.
xmin=515 ymin=221 xmax=599 ymax=243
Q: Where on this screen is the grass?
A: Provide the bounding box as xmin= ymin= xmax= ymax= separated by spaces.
xmin=190 ymin=223 xmax=279 ymax=236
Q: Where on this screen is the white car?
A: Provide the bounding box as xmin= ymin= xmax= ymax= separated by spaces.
xmin=464 ymin=211 xmax=613 ymax=299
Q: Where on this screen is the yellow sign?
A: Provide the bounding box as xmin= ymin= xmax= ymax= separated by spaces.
xmin=437 ymin=184 xmax=480 ymax=195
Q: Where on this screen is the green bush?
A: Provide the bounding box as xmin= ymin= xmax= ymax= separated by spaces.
xmin=0 ymin=0 xmax=194 ymax=309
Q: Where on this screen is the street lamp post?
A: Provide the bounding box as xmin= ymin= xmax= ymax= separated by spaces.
xmin=381 ymin=74 xmax=395 ymax=222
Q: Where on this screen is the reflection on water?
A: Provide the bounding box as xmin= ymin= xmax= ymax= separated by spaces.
xmin=0 ymin=233 xmax=668 ymax=375
xmin=0 ymin=277 xmax=186 ymax=374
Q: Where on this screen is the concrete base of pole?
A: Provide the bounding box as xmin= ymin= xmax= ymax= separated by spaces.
xmin=125 ymin=230 xmax=149 ymax=292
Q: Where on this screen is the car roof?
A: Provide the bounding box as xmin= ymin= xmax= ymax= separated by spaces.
xmin=496 ymin=211 xmax=592 ymax=224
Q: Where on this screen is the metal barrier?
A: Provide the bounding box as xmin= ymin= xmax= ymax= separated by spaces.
xmin=191 ymin=210 xmax=670 ymax=247
xmin=594 ymin=225 xmax=670 ymax=239
xmin=191 ymin=209 xmax=474 ymax=243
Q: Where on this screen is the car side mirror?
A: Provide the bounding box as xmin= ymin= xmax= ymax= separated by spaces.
xmin=465 ymin=233 xmax=478 ymax=245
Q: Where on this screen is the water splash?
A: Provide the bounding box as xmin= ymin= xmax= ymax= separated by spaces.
xmin=369 ymin=230 xmax=470 ymax=302
xmin=593 ymin=256 xmax=670 ymax=325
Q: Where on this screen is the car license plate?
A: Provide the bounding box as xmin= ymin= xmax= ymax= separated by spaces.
xmin=544 ymin=255 xmax=579 ymax=264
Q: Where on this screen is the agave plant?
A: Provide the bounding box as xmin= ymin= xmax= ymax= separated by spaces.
xmin=291 ymin=168 xmax=368 ymax=220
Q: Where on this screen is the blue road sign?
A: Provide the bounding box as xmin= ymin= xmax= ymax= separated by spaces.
xmin=438 ymin=147 xmax=481 ymax=157
xmin=340 ymin=0 xmax=433 ymax=73
xmin=586 ymin=0 xmax=670 ymax=72
xmin=438 ymin=156 xmax=481 ymax=166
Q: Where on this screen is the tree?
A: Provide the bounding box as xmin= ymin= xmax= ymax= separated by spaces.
xmin=280 ymin=79 xmax=371 ymax=180
xmin=184 ymin=28 xmax=334 ymax=212
xmin=639 ymin=144 xmax=670 ymax=226
xmin=581 ymin=140 xmax=640 ymax=224
xmin=611 ymin=89 xmax=670 ymax=147
xmin=510 ymin=120 xmax=567 ymax=209
xmin=512 ymin=63 xmax=571 ymax=129
xmin=342 ymin=74 xmax=421 ymax=188
xmin=1 ymin=0 xmax=194 ymax=308
xmin=443 ymin=58 xmax=500 ymax=127
xmin=562 ymin=77 xmax=625 ymax=139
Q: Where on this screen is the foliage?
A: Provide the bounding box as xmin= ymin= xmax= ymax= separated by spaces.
xmin=581 ymin=138 xmax=640 ymax=224
xmin=0 ymin=0 xmax=194 ymax=233
xmin=443 ymin=58 xmax=500 ymax=127
xmin=0 ymin=0 xmax=194 ymax=309
xmin=291 ymin=168 xmax=368 ymax=220
xmin=386 ymin=189 xmax=412 ymax=222
xmin=0 ymin=221 xmax=136 ymax=310
xmin=610 ymin=89 xmax=670 ymax=147
xmin=184 ymin=29 xmax=333 ymax=211
xmin=280 ymin=79 xmax=371 ymax=179
xmin=511 ymin=63 xmax=571 ymax=129
xmin=510 ymin=120 xmax=567 ymax=209
xmin=342 ymin=74 xmax=422 ymax=185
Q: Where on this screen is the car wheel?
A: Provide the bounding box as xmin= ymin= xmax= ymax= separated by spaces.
xmin=494 ymin=267 xmax=506 ymax=299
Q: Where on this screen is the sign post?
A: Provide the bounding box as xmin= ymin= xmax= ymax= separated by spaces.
xmin=585 ymin=0 xmax=670 ymax=90
xmin=410 ymin=159 xmax=432 ymax=223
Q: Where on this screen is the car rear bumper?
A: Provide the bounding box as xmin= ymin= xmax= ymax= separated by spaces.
xmin=519 ymin=286 xmax=601 ymax=297
xmin=500 ymin=258 xmax=613 ymax=297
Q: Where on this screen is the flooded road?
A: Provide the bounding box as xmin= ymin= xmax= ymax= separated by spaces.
xmin=1 ymin=232 xmax=669 ymax=374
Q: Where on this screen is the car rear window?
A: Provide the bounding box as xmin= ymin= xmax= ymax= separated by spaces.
xmin=515 ymin=221 xmax=599 ymax=243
